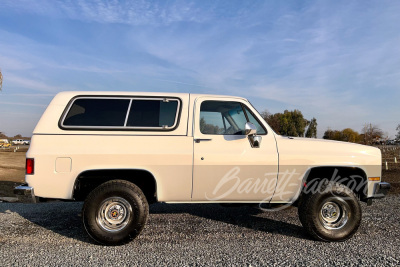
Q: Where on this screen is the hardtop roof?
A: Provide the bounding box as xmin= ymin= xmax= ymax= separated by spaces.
xmin=54 ymin=91 xmax=247 ymax=101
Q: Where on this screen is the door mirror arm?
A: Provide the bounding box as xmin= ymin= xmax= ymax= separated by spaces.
xmin=245 ymin=122 xmax=262 ymax=148
xmin=245 ymin=122 xmax=257 ymax=136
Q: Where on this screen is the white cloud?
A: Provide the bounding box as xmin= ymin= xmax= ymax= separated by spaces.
xmin=0 ymin=101 xmax=47 ymax=108
xmin=0 ymin=55 xmax=33 ymax=71
xmin=2 ymin=0 xmax=208 ymax=25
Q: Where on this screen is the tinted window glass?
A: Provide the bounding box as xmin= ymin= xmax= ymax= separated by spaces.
xmin=200 ymin=111 xmax=228 ymax=134
xmin=64 ymin=98 xmax=130 ymax=126
xmin=126 ymin=100 xmax=178 ymax=127
xmin=244 ymin=106 xmax=266 ymax=135
xmin=200 ymin=101 xmax=247 ymax=135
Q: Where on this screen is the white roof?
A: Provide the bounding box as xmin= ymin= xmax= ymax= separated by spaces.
xmin=54 ymin=91 xmax=246 ymax=101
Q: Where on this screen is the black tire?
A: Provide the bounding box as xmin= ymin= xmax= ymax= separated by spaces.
xmin=82 ymin=180 xmax=149 ymax=245
xmin=298 ymin=181 xmax=361 ymax=242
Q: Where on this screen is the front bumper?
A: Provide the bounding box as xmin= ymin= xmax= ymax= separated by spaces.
xmin=371 ymin=182 xmax=391 ymax=199
xmin=14 ymin=184 xmax=37 ymax=203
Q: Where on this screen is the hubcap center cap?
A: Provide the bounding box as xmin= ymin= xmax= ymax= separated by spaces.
xmin=321 ymin=202 xmax=341 ymax=222
xmin=107 ymin=205 xmax=125 ymax=221
xmin=318 ymin=199 xmax=349 ymax=230
xmin=96 ymin=197 xmax=133 ymax=232
xmin=110 ymin=209 xmax=119 ymax=219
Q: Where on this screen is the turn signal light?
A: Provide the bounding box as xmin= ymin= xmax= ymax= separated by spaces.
xmin=26 ymin=158 xmax=34 ymax=175
xmin=368 ymin=177 xmax=380 ymax=181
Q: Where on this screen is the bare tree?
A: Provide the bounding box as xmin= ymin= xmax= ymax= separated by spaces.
xmin=361 ymin=123 xmax=383 ymax=145
xmin=0 ymin=131 xmax=8 ymax=139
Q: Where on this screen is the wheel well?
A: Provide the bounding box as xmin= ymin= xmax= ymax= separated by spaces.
xmin=301 ymin=166 xmax=368 ymax=202
xmin=73 ymin=169 xmax=157 ymax=204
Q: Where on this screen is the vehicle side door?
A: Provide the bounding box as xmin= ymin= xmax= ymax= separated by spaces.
xmin=192 ymin=97 xmax=278 ymax=202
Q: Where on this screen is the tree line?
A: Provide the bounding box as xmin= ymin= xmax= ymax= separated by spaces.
xmin=260 ymin=110 xmax=399 ymax=146
xmin=0 ymin=132 xmax=31 ymax=140
xmin=322 ymin=124 xmax=386 ymax=145
xmin=261 ymin=109 xmax=317 ymax=138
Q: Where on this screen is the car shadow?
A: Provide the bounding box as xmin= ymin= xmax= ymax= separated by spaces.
xmin=149 ymin=203 xmax=311 ymax=240
xmin=0 ymin=202 xmax=92 ymax=244
xmin=0 ymin=202 xmax=310 ymax=245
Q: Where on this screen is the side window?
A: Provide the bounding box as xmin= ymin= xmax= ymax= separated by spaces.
xmin=199 ymin=112 xmax=227 ymax=134
xmin=126 ymin=100 xmax=178 ymax=128
xmin=63 ymin=98 xmax=130 ymax=126
xmin=243 ymin=106 xmax=267 ymax=135
xmin=62 ymin=97 xmax=180 ymax=130
xmin=200 ymin=101 xmax=247 ymax=135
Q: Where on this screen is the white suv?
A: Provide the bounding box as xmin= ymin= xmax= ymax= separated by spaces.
xmin=15 ymin=91 xmax=390 ymax=245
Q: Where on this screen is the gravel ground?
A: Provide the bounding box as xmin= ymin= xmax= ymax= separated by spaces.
xmin=0 ymin=196 xmax=399 ymax=266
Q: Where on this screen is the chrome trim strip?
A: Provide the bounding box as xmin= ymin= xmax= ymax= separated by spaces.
xmin=123 ymin=99 xmax=133 ymax=127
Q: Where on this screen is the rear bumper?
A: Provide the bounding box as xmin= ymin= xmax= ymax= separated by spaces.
xmin=14 ymin=184 xmax=37 ymax=203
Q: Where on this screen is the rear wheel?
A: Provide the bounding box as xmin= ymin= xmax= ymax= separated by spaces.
xmin=298 ymin=181 xmax=361 ymax=241
xmin=82 ymin=180 xmax=149 ymax=245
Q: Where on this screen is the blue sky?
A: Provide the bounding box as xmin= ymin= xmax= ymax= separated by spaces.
xmin=0 ymin=0 xmax=399 ymax=138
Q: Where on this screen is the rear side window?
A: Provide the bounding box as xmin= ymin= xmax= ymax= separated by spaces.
xmin=127 ymin=100 xmax=178 ymax=128
xmin=61 ymin=97 xmax=180 ymax=130
xmin=63 ymin=98 xmax=130 ymax=126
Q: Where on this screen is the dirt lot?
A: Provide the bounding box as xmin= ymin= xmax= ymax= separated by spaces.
xmin=379 ymin=145 xmax=400 ymax=194
xmin=0 ymin=147 xmax=28 ymax=198
xmin=0 ymin=150 xmax=26 ymax=182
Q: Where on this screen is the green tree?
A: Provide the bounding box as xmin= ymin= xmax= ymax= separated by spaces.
xmin=323 ymin=128 xmax=334 ymax=140
xmin=323 ymin=129 xmax=342 ymax=141
xmin=199 ymin=118 xmax=221 ymax=134
xmin=323 ymin=128 xmax=360 ymax=143
xmin=342 ymin=128 xmax=360 ymax=143
xmin=260 ymin=111 xmax=280 ymax=134
xmin=279 ymin=109 xmax=308 ymax=137
xmin=261 ymin=109 xmax=312 ymax=137
xmin=305 ymin=117 xmax=317 ymax=138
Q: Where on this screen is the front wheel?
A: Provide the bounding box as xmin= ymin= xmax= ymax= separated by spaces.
xmin=82 ymin=180 xmax=149 ymax=245
xmin=298 ymin=181 xmax=361 ymax=242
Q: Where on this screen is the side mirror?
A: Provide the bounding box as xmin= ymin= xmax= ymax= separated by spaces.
xmin=249 ymin=135 xmax=262 ymax=148
xmin=245 ymin=122 xmax=262 ymax=148
xmin=245 ymin=122 xmax=257 ymax=136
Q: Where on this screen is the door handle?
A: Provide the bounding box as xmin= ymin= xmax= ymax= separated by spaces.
xmin=194 ymin=138 xmax=212 ymax=143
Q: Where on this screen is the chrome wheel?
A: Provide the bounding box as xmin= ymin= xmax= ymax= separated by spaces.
xmin=96 ymin=197 xmax=132 ymax=232
xmin=319 ymin=198 xmax=349 ymax=230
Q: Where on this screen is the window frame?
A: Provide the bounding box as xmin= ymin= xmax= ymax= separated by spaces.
xmin=198 ymin=100 xmax=268 ymax=136
xmin=59 ymin=95 xmax=182 ymax=131
xmin=240 ymin=103 xmax=268 ymax=135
